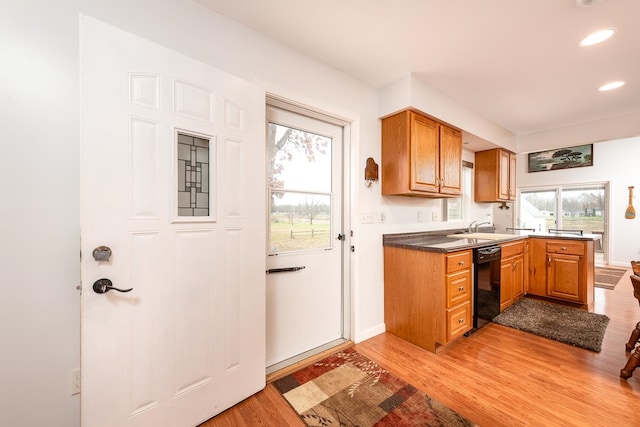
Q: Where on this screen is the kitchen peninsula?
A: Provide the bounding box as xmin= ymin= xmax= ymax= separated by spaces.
xmin=383 ymin=229 xmax=596 ymax=353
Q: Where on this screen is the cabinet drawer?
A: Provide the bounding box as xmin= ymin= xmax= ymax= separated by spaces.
xmin=446 ymin=269 xmax=471 ymax=308
xmin=446 ymin=302 xmax=472 ymax=341
xmin=501 ymin=240 xmax=524 ymax=258
xmin=546 ymin=241 xmax=584 ymax=255
xmin=446 ymin=250 xmax=472 ymax=273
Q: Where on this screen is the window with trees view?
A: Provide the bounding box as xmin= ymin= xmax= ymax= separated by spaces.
xmin=267 ymin=122 xmax=332 ymax=254
xmin=519 ymin=184 xmax=608 ymax=262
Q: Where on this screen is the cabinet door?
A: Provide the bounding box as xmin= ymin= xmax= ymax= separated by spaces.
xmin=498 ymin=150 xmax=511 ymax=200
xmin=410 ymin=113 xmax=439 ymax=193
xmin=547 ymin=253 xmax=582 ymax=302
xmin=500 ymin=257 xmax=514 ymax=311
xmin=439 ymin=125 xmax=462 ymax=195
xmin=527 ymin=238 xmax=547 ymax=296
xmin=512 ymin=254 xmax=525 ymax=300
xmin=508 ymin=152 xmax=517 ymax=201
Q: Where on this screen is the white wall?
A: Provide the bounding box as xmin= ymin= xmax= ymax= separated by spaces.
xmin=517 ymin=136 xmax=640 ymax=267
xmin=518 ymin=112 xmax=640 ymax=154
xmin=1 ymin=1 xmax=80 ymax=426
xmin=379 ymin=74 xmax=517 ymax=151
xmin=4 ymin=1 xmax=637 ymax=426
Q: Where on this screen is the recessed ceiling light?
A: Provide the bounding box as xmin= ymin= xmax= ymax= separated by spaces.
xmin=598 ymin=81 xmax=625 ymax=91
xmin=580 ymin=28 xmax=616 ymax=46
xmin=575 ymin=0 xmax=605 ymax=7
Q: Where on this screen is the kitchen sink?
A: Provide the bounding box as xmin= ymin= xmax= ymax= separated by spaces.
xmin=446 ymin=232 xmax=516 ymax=240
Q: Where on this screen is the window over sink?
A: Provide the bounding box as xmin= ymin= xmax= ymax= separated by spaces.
xmin=443 ymin=161 xmax=472 ymax=222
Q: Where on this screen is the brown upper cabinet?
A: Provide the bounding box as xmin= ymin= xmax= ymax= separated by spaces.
xmin=381 ymin=109 xmax=462 ymax=197
xmin=474 ymin=148 xmax=516 ymax=202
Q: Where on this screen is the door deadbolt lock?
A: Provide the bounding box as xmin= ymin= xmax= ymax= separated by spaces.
xmin=92 ymin=246 xmax=112 ymax=262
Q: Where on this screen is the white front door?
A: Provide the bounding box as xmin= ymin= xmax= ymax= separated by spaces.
xmin=80 ymin=16 xmax=265 ymax=427
xmin=265 ymin=105 xmax=346 ymax=370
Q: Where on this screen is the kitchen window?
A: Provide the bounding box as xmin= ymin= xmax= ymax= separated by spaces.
xmin=443 ymin=161 xmax=472 ymax=222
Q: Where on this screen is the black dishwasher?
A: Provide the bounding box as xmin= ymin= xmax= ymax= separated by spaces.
xmin=466 ymin=245 xmax=501 ymax=335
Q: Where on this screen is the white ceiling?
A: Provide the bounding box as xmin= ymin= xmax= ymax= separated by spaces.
xmin=197 ymin=0 xmax=640 ymax=136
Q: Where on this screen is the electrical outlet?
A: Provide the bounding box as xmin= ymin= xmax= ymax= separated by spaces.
xmin=70 ymin=368 xmax=80 ymax=396
xmin=417 ymin=210 xmax=428 ymax=223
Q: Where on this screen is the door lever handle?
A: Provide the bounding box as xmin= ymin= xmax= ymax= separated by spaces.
xmin=93 ymin=278 xmax=133 ymax=294
xmin=266 ymin=266 xmax=306 ymax=274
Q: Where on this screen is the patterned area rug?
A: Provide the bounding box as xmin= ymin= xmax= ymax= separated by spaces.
xmin=273 ymin=348 xmax=477 ymax=427
xmin=493 ymin=298 xmax=610 ymax=352
xmin=595 ymin=266 xmax=627 ymax=290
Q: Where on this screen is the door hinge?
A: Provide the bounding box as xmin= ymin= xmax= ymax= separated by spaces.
xmin=351 ymin=245 xmax=355 ymax=252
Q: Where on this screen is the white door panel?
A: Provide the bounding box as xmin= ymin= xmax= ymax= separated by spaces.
xmin=266 ymin=106 xmax=344 ymax=368
xmin=80 ymin=16 xmax=265 ymax=427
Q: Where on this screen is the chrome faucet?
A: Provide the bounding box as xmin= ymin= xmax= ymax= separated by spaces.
xmin=468 ymin=220 xmax=492 ymax=233
xmin=474 ymin=221 xmax=493 ymax=232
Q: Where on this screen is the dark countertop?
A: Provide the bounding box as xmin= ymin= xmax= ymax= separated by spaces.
xmin=383 ymin=229 xmax=600 ymax=253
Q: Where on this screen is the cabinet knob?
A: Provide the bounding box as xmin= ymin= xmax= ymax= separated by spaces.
xmin=458 ymin=286 xmax=465 ymax=291
xmin=562 ymin=246 xmax=567 ymax=250
xmin=458 ymin=261 xmax=465 ymax=266
xmin=458 ymin=318 xmax=464 ymax=324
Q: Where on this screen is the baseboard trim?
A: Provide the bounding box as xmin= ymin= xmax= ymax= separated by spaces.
xmin=353 ymin=323 xmax=386 ymax=343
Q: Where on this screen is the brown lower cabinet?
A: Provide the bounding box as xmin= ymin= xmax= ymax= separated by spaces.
xmin=500 ymin=240 xmax=526 ymax=311
xmin=527 ymin=238 xmax=594 ymax=310
xmin=384 ymin=246 xmax=472 ymax=353
xmin=384 ymin=236 xmax=594 ymax=353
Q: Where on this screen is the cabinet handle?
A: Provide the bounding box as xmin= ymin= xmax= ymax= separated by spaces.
xmin=458 ymin=261 xmax=465 ymax=266
xmin=561 ymin=246 xmax=567 ymax=250
xmin=548 ymin=257 xmax=551 ymax=266
xmin=512 ymin=262 xmax=516 ymax=271
xmin=458 ymin=318 xmax=464 ymax=324
xmin=458 ymin=286 xmax=465 ymax=291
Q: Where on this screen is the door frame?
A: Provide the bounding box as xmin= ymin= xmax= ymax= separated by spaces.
xmin=265 ymin=94 xmax=352 ymax=371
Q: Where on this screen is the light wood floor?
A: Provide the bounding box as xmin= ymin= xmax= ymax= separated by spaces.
xmin=203 ymin=269 xmax=640 ymax=426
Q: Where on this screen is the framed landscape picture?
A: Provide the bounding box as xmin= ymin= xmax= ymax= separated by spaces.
xmin=528 ymin=143 xmax=593 ymax=173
